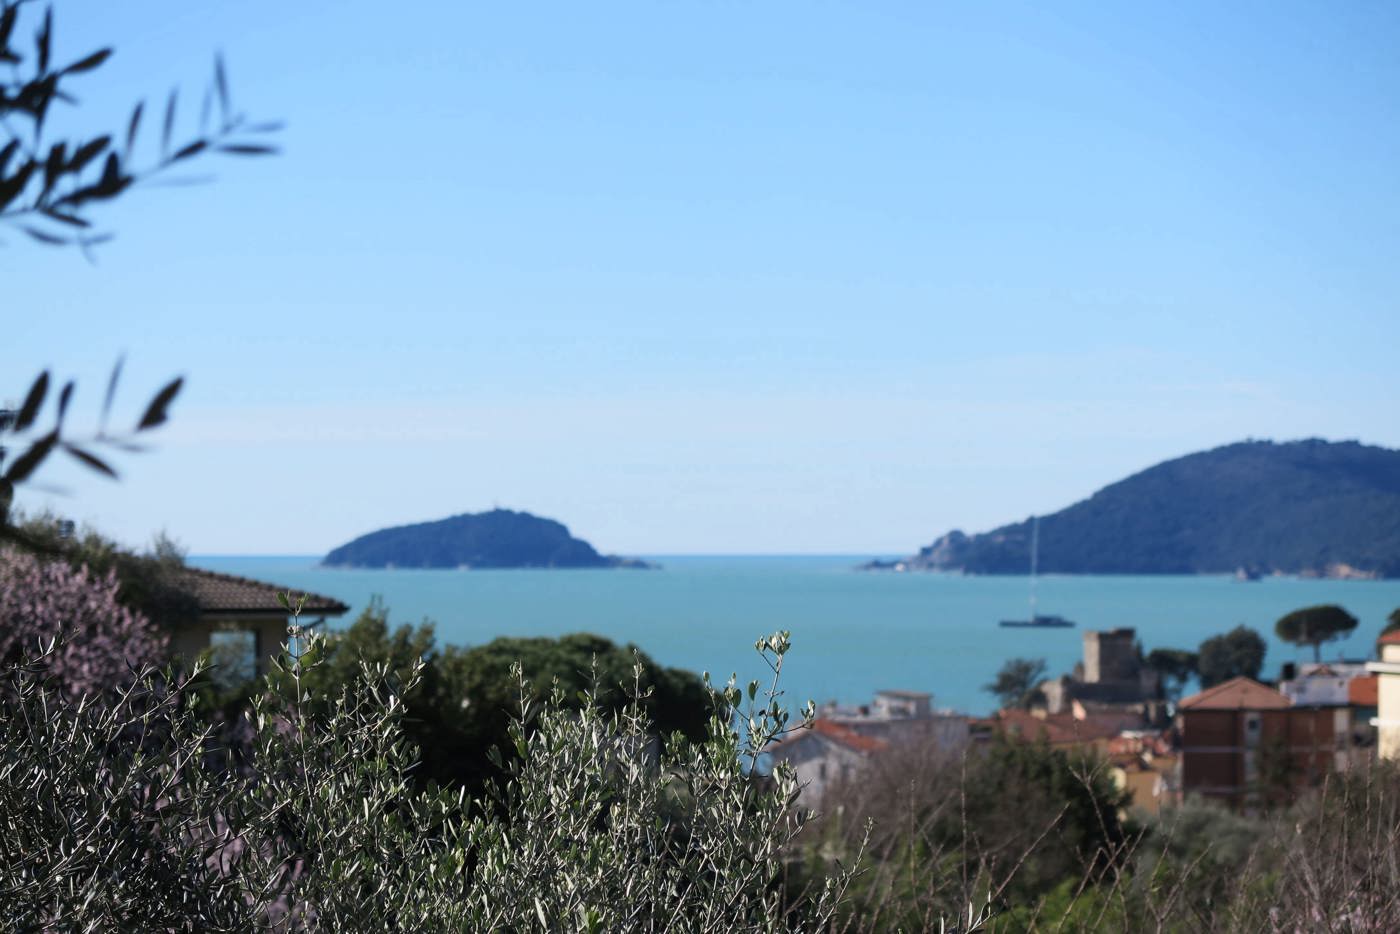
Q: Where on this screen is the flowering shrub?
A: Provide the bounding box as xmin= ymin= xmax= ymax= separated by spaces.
xmin=0 ymin=547 xmax=167 ymax=697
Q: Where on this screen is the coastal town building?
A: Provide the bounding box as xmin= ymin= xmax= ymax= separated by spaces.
xmin=1278 ymin=660 xmax=1370 ymax=707
xmin=1037 ymin=628 xmax=1165 ymax=724
xmin=1349 ymin=673 xmax=1379 ymax=718
xmin=774 ymin=690 xmax=971 ymax=803
xmin=1347 ymin=674 xmax=1380 ymax=764
xmin=767 ymin=719 xmax=887 ymax=804
xmin=819 ymin=690 xmax=970 ymax=749
xmin=1176 ymin=676 xmax=1342 ymax=811
xmin=972 ymin=708 xmax=1176 ymax=814
xmin=973 ymin=628 xmax=1179 ymax=813
xmin=1276 ymin=660 xmax=1378 ymax=767
xmin=166 ymin=566 xmax=348 ymax=683
xmin=1366 ymin=632 xmax=1400 ymax=759
xmin=1106 ymin=731 xmax=1179 ymax=816
xmin=977 ymin=707 xmax=1144 ymax=754
xmin=870 ymin=689 xmax=931 ymax=720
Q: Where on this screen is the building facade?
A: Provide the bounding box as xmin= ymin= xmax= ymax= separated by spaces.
xmin=1177 ymin=677 xmax=1340 ymax=810
xmin=1038 ymin=627 xmax=1165 ymax=724
xmin=166 ymin=566 xmax=348 ymax=684
xmin=1366 ymin=633 xmax=1400 ymax=759
xmin=775 ymin=690 xmax=972 ymax=804
xmin=766 ymin=719 xmax=887 ymax=805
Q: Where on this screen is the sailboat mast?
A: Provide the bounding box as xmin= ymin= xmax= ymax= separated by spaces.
xmin=1029 ymin=516 xmax=1039 ymax=621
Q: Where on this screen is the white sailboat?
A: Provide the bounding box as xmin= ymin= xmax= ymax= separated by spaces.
xmin=998 ymin=516 xmax=1074 ymax=628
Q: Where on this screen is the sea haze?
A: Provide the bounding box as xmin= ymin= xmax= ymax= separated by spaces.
xmin=192 ymin=556 xmax=1400 ymax=716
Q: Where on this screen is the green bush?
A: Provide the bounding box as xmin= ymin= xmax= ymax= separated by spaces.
xmin=0 ymin=617 xmax=851 ymax=931
xmin=277 ymin=597 xmax=711 ymax=794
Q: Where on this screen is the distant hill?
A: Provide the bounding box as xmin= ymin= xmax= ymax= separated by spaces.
xmin=899 ymin=440 xmax=1400 ymax=578
xmin=322 ymin=509 xmax=652 ymax=570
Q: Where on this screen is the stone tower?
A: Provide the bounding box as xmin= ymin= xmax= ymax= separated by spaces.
xmin=1083 ymin=628 xmax=1139 ymax=685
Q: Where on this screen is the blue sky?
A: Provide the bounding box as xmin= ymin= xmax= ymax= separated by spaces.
xmin=7 ymin=1 xmax=1400 ymax=555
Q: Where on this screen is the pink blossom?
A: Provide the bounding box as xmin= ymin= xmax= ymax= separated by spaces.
xmin=0 ymin=548 xmax=167 ymax=697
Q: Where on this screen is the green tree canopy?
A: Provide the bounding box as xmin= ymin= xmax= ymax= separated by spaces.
xmin=1274 ymin=604 xmax=1359 ymax=663
xmin=983 ymin=656 xmax=1048 ymax=710
xmin=284 ymin=600 xmax=711 ymax=793
xmin=1197 ymin=626 xmax=1267 ymax=688
xmin=1145 ymin=647 xmax=1199 ymax=702
xmin=436 ymin=630 xmax=711 ymax=789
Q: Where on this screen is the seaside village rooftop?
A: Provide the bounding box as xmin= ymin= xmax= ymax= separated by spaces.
xmin=770 ymin=624 xmax=1396 ymax=816
xmin=164 ymin=566 xmax=348 ymax=684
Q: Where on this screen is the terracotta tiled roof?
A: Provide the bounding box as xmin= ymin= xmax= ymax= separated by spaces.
xmin=1378 ymin=631 xmax=1400 ymax=646
xmin=808 ymin=719 xmax=888 ymax=754
xmin=1349 ymin=675 xmax=1379 ymax=707
xmin=169 ymin=566 xmax=348 ymax=617
xmin=993 ymin=710 xmax=1124 ymax=746
xmin=1177 ymin=676 xmax=1290 ymax=711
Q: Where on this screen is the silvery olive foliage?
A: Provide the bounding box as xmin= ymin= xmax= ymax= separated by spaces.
xmin=462 ymin=630 xmax=852 ymax=931
xmin=0 ymin=597 xmax=853 ymax=931
xmin=0 ymin=361 xmax=184 ymax=534
xmin=3 ymin=0 xmax=267 ymax=529
xmin=0 ymin=0 xmax=278 ymax=252
xmin=0 ymin=646 xmax=255 ymax=930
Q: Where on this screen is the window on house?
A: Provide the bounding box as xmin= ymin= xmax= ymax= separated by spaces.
xmin=209 ymin=629 xmax=259 ymax=691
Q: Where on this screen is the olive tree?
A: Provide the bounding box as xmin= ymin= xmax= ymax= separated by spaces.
xmin=0 ymin=617 xmax=853 ymax=931
xmin=0 ymin=363 xmax=183 ymax=538
xmin=3 ymin=0 xmax=275 ymax=528
xmin=0 ymin=0 xmax=277 ymax=249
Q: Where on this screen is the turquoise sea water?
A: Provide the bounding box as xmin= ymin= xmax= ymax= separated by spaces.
xmin=190 ymin=555 xmax=1400 ymax=716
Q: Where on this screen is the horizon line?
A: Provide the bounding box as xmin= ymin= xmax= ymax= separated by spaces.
xmin=188 ymin=552 xmax=908 ymax=560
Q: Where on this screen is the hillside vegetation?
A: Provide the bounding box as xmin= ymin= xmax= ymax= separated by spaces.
xmin=906 ymin=439 xmax=1400 ymax=577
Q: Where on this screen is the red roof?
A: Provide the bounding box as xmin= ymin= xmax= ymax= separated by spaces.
xmin=1349 ymin=675 xmax=1379 ymax=707
xmin=1378 ymin=631 xmax=1400 ymax=646
xmin=1178 ymin=676 xmax=1290 ymax=711
xmin=807 ymin=719 xmax=888 ymax=754
xmin=993 ymin=709 xmax=1125 ymax=746
xmin=170 ymin=566 xmax=348 ymax=617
